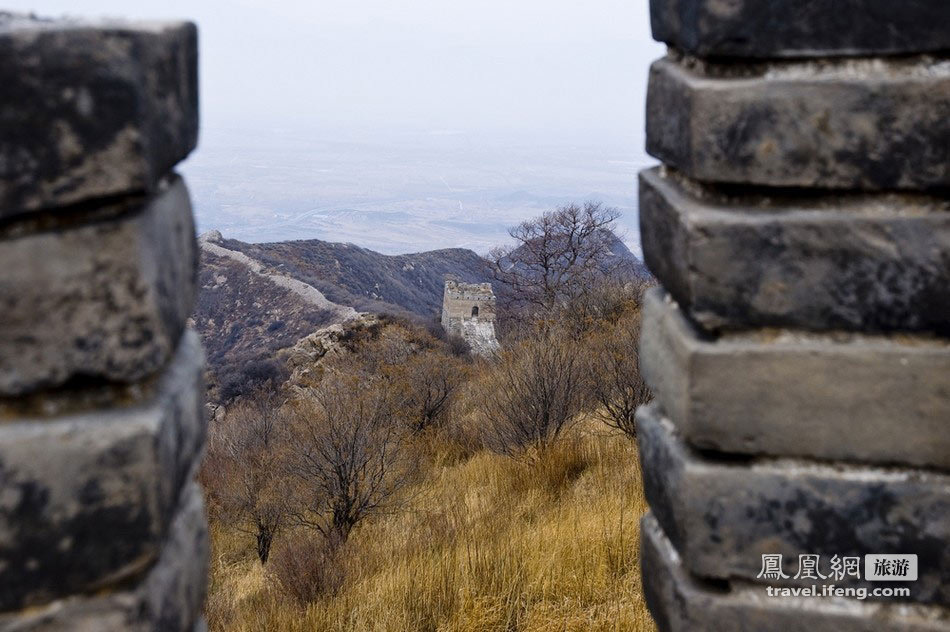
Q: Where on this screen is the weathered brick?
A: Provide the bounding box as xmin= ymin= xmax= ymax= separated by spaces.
xmin=0 ymin=13 xmax=198 ymax=217
xmin=636 ymin=404 xmax=950 ymax=605
xmin=649 ymin=0 xmax=950 ymax=59
xmin=639 ymin=167 xmax=950 ymax=335
xmin=640 ymin=289 xmax=950 ymax=470
xmin=0 ymin=331 xmax=205 ymax=611
xmin=0 ymin=482 xmax=209 ymax=632
xmin=646 ymin=55 xmax=950 ymax=190
xmin=641 ymin=513 xmax=950 ymax=632
xmin=0 ymin=175 xmax=198 ymax=395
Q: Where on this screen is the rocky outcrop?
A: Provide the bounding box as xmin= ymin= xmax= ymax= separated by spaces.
xmin=281 ymin=313 xmax=378 ymax=385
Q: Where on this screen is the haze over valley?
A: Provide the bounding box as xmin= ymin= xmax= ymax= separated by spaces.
xmin=182 ymin=127 xmax=653 ymax=256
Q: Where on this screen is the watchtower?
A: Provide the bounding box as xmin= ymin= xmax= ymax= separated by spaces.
xmin=440 ymin=281 xmax=499 ymax=355
xmin=440 ymin=280 xmax=496 ymax=336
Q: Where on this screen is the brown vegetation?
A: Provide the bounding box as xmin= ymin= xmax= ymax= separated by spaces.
xmin=201 ymin=206 xmax=656 ymax=630
xmin=284 ymin=374 xmax=416 ymax=544
xmin=488 ymin=202 xmax=624 ymax=315
xmin=202 ymin=392 xmax=289 ymax=564
xmin=478 ymin=326 xmax=590 ymax=459
xmin=585 ymin=286 xmax=653 ymax=438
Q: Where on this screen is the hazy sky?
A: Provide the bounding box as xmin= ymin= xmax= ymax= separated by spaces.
xmin=10 ymin=1 xmax=666 ymax=253
xmin=11 ymin=1 xmax=664 ymax=142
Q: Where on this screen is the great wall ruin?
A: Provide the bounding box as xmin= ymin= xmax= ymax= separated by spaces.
xmin=0 ymin=3 xmax=948 ymax=631
xmin=637 ymin=1 xmax=950 ymax=630
xmin=441 ymin=280 xmax=501 ymax=356
xmin=0 ymin=14 xmax=207 ymax=631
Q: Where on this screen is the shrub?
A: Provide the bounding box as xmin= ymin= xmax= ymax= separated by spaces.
xmin=268 ymin=535 xmax=347 ymax=605
xmin=478 ymin=326 xmax=590 ymax=459
xmin=284 ymin=375 xmax=416 ymax=543
xmin=201 ymin=392 xmax=288 ymax=564
xmin=586 ymin=300 xmax=652 ymax=438
xmin=217 ymin=353 xmax=288 ymax=402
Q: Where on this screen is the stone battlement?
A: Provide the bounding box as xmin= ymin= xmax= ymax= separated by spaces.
xmin=443 ymin=280 xmax=496 ymax=303
xmin=0 ymin=14 xmax=207 ymax=631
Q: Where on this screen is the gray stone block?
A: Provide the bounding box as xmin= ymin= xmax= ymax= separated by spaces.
xmin=639 ymin=167 xmax=950 ymax=335
xmin=636 ymin=404 xmax=950 ymax=605
xmin=640 ymin=289 xmax=950 ymax=470
xmin=650 ymin=0 xmax=950 ymax=59
xmin=0 ymin=482 xmax=209 ymax=632
xmin=0 ymin=13 xmax=198 ymax=216
xmin=0 ymin=331 xmax=206 ymax=611
xmin=641 ymin=513 xmax=950 ymax=632
xmin=0 ymin=174 xmax=198 ymax=395
xmin=646 ymin=55 xmax=950 ymax=190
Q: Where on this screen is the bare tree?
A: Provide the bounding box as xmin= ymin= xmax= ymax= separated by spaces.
xmin=562 ymin=277 xmax=653 ymax=334
xmin=479 ymin=328 xmax=590 ymax=459
xmin=588 ymin=308 xmax=652 ymax=437
xmin=398 ymin=353 xmax=467 ymax=433
xmin=284 ymin=374 xmax=414 ymax=543
xmin=203 ymin=392 xmax=288 ymax=564
xmin=488 ymin=202 xmax=622 ymax=315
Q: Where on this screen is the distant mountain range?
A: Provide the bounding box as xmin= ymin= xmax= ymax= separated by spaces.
xmin=193 ymin=230 xmax=647 ymax=402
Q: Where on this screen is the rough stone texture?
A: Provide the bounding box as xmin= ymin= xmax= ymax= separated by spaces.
xmin=0 ymin=174 xmax=198 ymax=395
xmin=0 ymin=331 xmax=206 ymax=611
xmin=640 ymin=289 xmax=950 ymax=470
xmin=636 ymin=404 xmax=950 ymax=605
xmin=639 ymin=167 xmax=950 ymax=335
xmin=0 ymin=482 xmax=209 ymax=632
xmin=459 ymin=319 xmax=501 ymax=356
xmin=646 ymin=54 xmax=950 ymax=190
xmin=441 ymin=281 xmax=497 ymax=327
xmin=641 ymin=513 xmax=950 ymax=632
xmin=0 ymin=13 xmax=198 ymax=217
xmin=649 ymin=0 xmax=950 ymax=59
xmin=441 ymin=280 xmax=499 ymax=356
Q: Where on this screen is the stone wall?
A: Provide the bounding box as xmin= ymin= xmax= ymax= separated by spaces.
xmin=0 ymin=14 xmax=207 ymax=632
xmin=637 ymin=3 xmax=950 ymax=630
xmin=441 ymin=280 xmax=500 ymax=355
xmin=441 ymin=281 xmax=497 ymax=330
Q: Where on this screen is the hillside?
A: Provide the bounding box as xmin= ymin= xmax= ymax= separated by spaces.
xmin=206 ymin=418 xmax=655 ymax=632
xmin=218 ymin=236 xmax=493 ymax=319
xmin=194 ymin=231 xmax=492 ymax=401
xmin=198 ymin=240 xmax=656 ymax=631
xmin=195 ymin=245 xmax=340 ymax=401
xmin=194 ymin=229 xmax=649 ymax=403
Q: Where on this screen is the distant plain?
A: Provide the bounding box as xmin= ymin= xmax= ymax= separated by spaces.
xmin=181 ymin=127 xmax=653 ymax=256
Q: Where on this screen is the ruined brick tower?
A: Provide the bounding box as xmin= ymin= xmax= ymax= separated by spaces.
xmin=0 ymin=14 xmax=208 ymax=631
xmin=441 ymin=280 xmax=500 ymax=355
xmin=637 ymin=1 xmax=950 ymax=630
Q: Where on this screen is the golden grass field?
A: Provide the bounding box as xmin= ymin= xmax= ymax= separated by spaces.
xmin=204 ymin=419 xmax=656 ymax=632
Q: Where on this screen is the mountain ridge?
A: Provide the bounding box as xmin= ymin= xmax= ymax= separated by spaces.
xmin=195 ymin=231 xmax=493 ymax=401
xmin=194 ymin=229 xmax=648 ymax=402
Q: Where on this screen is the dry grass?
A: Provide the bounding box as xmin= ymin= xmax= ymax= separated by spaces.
xmin=205 ymin=419 xmax=656 ymax=632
